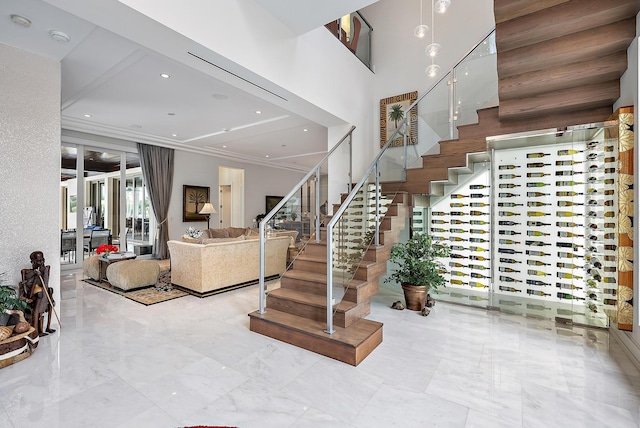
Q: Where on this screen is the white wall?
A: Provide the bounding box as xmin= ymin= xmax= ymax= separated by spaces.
xmin=169 ymin=151 xmax=304 ymax=239
xmin=0 ymin=44 xmax=61 ymax=310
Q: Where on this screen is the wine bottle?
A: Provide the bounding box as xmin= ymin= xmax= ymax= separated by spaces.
xmin=500 ymin=276 xmax=522 ymax=283
xmin=556 ymin=181 xmax=584 ymax=186
xmin=557 ymin=201 xmax=583 ymax=207
xmin=449 ymin=262 xmax=467 ymax=268
xmin=527 ymin=152 xmax=551 ymax=158
xmin=527 ymin=192 xmax=550 ymax=197
xmin=586 ymin=141 xmax=600 ymax=149
xmin=431 ymin=219 xmax=449 ymax=224
xmin=603 ymin=255 xmax=616 ymax=261
xmin=604 ymin=156 xmax=615 ymax=163
xmin=557 ymin=231 xmax=583 ymax=238
xmin=469 ymin=220 xmax=489 ymax=225
xmin=499 ymin=174 xmax=521 ymax=179
xmin=603 ymin=266 xmax=617 ymax=273
xmin=499 ymin=248 xmax=523 ymax=254
xmin=469 ymin=281 xmax=488 ymax=288
xmin=604 ymin=244 xmax=617 ymax=251
xmin=603 ymin=298 xmax=617 ymax=305
xmin=499 ymin=192 xmax=520 ymax=198
xmin=470 ymin=194 xmax=490 ymax=198
xmin=556 ymin=221 xmax=583 ymax=228
xmin=498 ymin=202 xmax=524 ymax=207
xmin=450 ymin=245 xmax=467 ymax=252
xmin=470 ymin=211 xmax=489 ymax=216
xmin=603 ymin=288 xmax=617 ymax=295
xmin=431 ymin=211 xmax=446 ymax=216
xmin=499 ymin=183 xmax=521 ymax=188
xmin=414 ymin=219 xmax=423 ymax=224
xmin=498 ymin=220 xmax=520 ymax=226
xmin=527 ymin=182 xmax=550 ymax=187
xmin=526 ymin=250 xmax=550 ymax=256
xmin=450 ymin=219 xmax=469 ymax=225
xmin=527 ymin=221 xmax=551 ymax=227
xmin=556 ymin=262 xmax=582 ymax=269
xmin=449 ymin=228 xmax=466 ymax=233
xmin=499 ymin=266 xmax=520 ymax=273
xmin=469 ymin=246 xmax=488 ymax=252
xmin=448 ymin=236 xmax=468 ymax=242
xmin=527 ymin=230 xmax=550 ymax=237
xmin=450 ymin=194 xmax=468 ymax=199
xmin=469 ymin=229 xmax=488 ymax=235
xmin=527 ymin=269 xmax=551 ymax=276
xmin=525 ymin=240 xmax=551 ymax=247
xmin=527 ymin=260 xmax=550 ymax=266
xmin=558 ymin=149 xmax=583 ymax=155
xmin=471 ymin=272 xmax=490 ymax=279
xmin=527 ymin=172 xmax=550 ymax=178
xmin=557 ymin=292 xmax=585 ymax=300
xmin=588 ymin=200 xmax=614 ymax=207
xmin=527 ymin=201 xmax=551 ymax=207
xmin=449 ymin=211 xmax=465 ymax=216
xmin=498 ymin=165 xmax=520 ymax=170
xmin=450 ymin=279 xmax=467 ymax=286
xmin=469 ymin=185 xmax=490 ymax=190
xmin=603 ymin=277 xmax=616 ymax=284
xmin=556 ymin=191 xmax=583 ymax=197
xmin=450 ymin=202 xmax=468 ymax=207
xmin=499 ymin=211 xmax=520 ymax=216
xmin=450 ymin=254 xmax=468 ymax=259
xmin=603 ymin=211 xmax=615 ymax=218
xmin=467 ymin=264 xmax=488 ymax=270
xmin=451 ymin=271 xmax=469 ymax=277
xmin=499 ymin=239 xmax=520 ymax=245
xmin=469 ymin=237 xmax=489 ymax=243
xmin=556 ymin=211 xmax=583 ymax=217
xmin=557 ymin=242 xmax=582 ymax=249
xmin=557 ymin=272 xmax=583 ymax=280
xmin=499 ymin=285 xmax=521 ymax=292
xmin=499 ymin=230 xmax=522 ymax=235
xmin=469 ymin=202 xmax=489 ymax=207
xmin=527 ymin=211 xmax=550 ymax=217
xmin=556 ymin=282 xmax=582 ymax=290
xmin=556 ymin=160 xmax=583 ymax=166
xmin=499 ymin=258 xmax=521 ymax=264
xmin=430 ymin=228 xmax=447 ymax=233
xmin=469 ymin=255 xmax=490 ymax=261
xmin=555 ymin=170 xmax=583 ymax=176
xmin=557 ymin=251 xmax=583 ymax=259
xmin=527 ymin=303 xmax=551 ymax=311
xmin=527 ymin=289 xmax=551 ymax=296
xmin=527 ymin=279 xmax=551 ymax=286
xmin=527 ymin=163 xmax=552 ymax=168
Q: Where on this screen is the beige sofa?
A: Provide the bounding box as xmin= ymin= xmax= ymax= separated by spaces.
xmin=167 ymin=235 xmax=290 ymax=296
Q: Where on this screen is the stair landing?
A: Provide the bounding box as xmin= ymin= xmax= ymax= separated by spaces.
xmin=249 ymin=308 xmax=383 ymax=366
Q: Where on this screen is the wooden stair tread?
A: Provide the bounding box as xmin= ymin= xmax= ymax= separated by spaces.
xmin=268 ymin=288 xmax=357 ymax=312
xmin=249 ymin=308 xmax=382 ymax=349
xmin=282 ymin=269 xmax=367 ymax=288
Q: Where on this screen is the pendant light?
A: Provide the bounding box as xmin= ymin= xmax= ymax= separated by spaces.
xmin=425 ymin=0 xmax=440 ymax=77
xmin=414 ymin=0 xmax=429 ymax=38
xmin=434 ymin=0 xmax=451 ymax=14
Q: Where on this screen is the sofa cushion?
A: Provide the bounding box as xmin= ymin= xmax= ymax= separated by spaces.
xmin=202 ymin=236 xmax=245 ymax=244
xmin=207 ymin=228 xmax=229 ymax=238
xmin=181 ymin=235 xmax=205 ymax=244
xmin=228 ymin=227 xmax=248 ymax=238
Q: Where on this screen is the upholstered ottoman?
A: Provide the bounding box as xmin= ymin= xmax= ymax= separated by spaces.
xmin=106 ymin=260 xmax=160 ymax=291
xmin=83 ymin=255 xmax=101 ymax=281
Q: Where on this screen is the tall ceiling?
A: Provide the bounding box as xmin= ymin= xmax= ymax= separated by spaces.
xmin=1 ymin=0 xmax=374 ymax=172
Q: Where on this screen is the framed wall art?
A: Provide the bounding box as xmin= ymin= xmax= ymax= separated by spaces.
xmin=183 ymin=185 xmax=210 ymax=222
xmin=380 ymin=91 xmax=418 ymax=148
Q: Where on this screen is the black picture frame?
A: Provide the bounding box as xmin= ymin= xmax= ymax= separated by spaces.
xmin=265 ymin=195 xmax=284 ymax=214
xmin=183 ymin=185 xmax=210 ymax=222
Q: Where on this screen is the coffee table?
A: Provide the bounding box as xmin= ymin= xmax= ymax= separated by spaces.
xmin=98 ymin=252 xmax=137 ymax=282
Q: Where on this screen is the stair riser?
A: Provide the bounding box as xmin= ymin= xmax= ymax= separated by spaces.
xmin=266 ymin=295 xmax=369 ymax=328
xmin=343 ymin=281 xmax=379 ymax=303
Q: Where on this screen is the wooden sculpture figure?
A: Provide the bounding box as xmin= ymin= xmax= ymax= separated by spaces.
xmin=19 ymin=251 xmax=56 ymax=336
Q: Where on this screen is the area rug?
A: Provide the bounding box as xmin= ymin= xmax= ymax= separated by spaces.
xmin=83 ymin=270 xmax=188 ymax=306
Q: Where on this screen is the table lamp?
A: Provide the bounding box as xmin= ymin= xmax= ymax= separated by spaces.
xmin=199 ymin=202 xmax=217 ymax=229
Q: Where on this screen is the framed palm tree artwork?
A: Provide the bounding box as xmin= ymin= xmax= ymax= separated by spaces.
xmin=183 ymin=185 xmax=210 ymax=222
xmin=380 ymin=91 xmax=418 ymax=148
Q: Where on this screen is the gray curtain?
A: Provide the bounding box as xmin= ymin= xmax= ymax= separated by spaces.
xmin=137 ymin=143 xmax=174 ymax=260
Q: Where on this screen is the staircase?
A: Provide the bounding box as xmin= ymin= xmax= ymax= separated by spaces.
xmin=249 ymin=191 xmax=410 ymax=366
xmin=386 ymin=0 xmax=639 ymax=199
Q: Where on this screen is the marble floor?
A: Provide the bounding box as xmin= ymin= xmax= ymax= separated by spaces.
xmin=1 ymin=270 xmax=639 ymax=428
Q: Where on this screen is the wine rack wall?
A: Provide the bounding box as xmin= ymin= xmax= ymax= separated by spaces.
xmin=425 ymin=135 xmax=617 ymax=325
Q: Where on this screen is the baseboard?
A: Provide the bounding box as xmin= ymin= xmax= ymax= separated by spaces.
xmin=610 ymin=327 xmax=640 ymax=372
xmin=173 ymin=274 xmax=279 ymax=298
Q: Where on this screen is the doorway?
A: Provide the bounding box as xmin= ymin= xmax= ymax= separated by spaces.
xmin=219 ymin=185 xmax=232 ymax=228
xmin=218 ymin=166 xmax=245 ymax=227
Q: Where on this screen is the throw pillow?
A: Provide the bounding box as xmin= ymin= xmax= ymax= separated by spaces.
xmin=181 ymin=235 xmax=204 ymax=244
xmin=202 ymin=236 xmax=245 ymax=244
xmin=208 ymin=228 xmax=229 ymax=238
xmin=228 ymin=227 xmax=247 ymax=238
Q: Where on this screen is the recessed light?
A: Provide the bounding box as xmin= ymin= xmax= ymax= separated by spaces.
xmin=10 ymin=14 xmax=31 ymax=27
xmin=211 ymin=93 xmax=228 ymax=100
xmin=265 ymin=155 xmax=269 ymax=158
xmin=222 ymin=145 xmax=227 ymax=148
xmin=172 ymin=133 xmax=177 ymax=137
xmin=49 ymin=30 xmax=70 ymax=43
xmin=168 ymin=112 xmax=175 ymax=116
xmin=281 ymin=144 xmax=287 ymax=147
xmin=303 ymin=128 xmax=308 ymax=132
xmin=255 ymin=110 xmax=261 ymax=114
xmin=84 ymin=114 xmax=91 ymax=118
xmin=160 ymin=73 xmax=170 ymax=79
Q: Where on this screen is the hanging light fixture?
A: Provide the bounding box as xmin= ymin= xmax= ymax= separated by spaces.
xmin=434 ymin=0 xmax=451 ymax=14
xmin=414 ymin=0 xmax=429 ymax=38
xmin=425 ymin=0 xmax=440 ymax=77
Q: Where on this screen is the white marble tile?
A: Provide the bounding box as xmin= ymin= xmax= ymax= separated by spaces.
xmin=465 ymin=408 xmax=522 ymax=428
xmin=135 ymin=357 xmax=248 ymax=421
xmin=290 ymin=407 xmax=356 ymax=427
xmin=0 ymin=410 xmax=15 ymax=428
xmin=114 ymin=407 xmax=179 ymax=428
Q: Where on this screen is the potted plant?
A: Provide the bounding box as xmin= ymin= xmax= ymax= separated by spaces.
xmin=384 ymin=233 xmax=450 ymax=311
xmin=0 ymin=273 xmax=29 ymax=326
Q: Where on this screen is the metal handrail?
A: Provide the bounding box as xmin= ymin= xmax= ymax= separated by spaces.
xmin=258 ymin=126 xmax=356 ymax=314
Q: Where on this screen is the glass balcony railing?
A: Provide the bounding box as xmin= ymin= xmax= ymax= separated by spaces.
xmin=325 ymin=11 xmax=372 ymax=69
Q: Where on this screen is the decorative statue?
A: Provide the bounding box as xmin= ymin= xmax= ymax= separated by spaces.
xmin=19 ymin=251 xmax=57 ymax=336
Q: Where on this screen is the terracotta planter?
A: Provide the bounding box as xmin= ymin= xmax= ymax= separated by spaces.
xmin=401 ymin=283 xmax=428 ymax=311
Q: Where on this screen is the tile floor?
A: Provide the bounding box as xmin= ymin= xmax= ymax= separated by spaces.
xmin=1 ymin=270 xmax=639 ymax=427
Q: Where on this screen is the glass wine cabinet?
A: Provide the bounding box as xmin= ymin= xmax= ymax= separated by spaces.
xmin=424 ymin=118 xmax=633 ymax=329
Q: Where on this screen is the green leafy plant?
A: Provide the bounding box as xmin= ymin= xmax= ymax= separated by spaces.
xmin=384 ymin=233 xmax=451 ymax=291
xmin=388 ymin=104 xmax=405 ymax=128
xmin=0 ymin=272 xmax=28 ymax=314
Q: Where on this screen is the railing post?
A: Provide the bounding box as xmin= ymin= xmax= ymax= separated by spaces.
xmin=449 ymin=72 xmax=456 ymax=139
xmin=348 ymin=132 xmax=353 ymax=193
xmin=403 ymin=122 xmax=408 ymax=181
xmin=325 ymin=222 xmax=335 ymax=334
xmin=258 ymin=221 xmax=266 ymax=314
xmin=374 ymin=161 xmax=380 ymax=247
xmin=315 ymin=167 xmax=321 ymax=243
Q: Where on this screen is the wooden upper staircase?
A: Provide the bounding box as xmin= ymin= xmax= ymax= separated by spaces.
xmin=249 ymin=191 xmax=410 ymax=366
